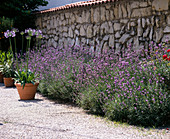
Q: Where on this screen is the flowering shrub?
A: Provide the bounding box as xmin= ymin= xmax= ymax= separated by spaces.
xmin=163 ymin=49 xmax=170 ymax=61
xmin=4 ymin=28 xmax=44 ymax=88
xmin=18 ymin=41 xmax=170 ymax=127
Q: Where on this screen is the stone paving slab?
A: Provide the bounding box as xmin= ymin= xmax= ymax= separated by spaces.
xmin=0 ymin=83 xmax=169 ymax=139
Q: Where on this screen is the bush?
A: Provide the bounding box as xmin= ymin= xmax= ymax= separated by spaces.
xmin=18 ymin=42 xmax=170 ymax=127
xmin=0 ymin=17 xmax=13 ymax=51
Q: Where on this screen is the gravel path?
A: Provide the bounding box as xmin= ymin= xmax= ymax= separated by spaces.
xmin=0 ymin=83 xmax=169 ymax=139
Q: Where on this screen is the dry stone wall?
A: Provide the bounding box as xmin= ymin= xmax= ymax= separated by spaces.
xmin=36 ymin=0 xmax=170 ymax=54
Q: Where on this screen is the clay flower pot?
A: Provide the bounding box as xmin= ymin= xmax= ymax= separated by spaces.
xmin=0 ymin=72 xmax=3 ymax=83
xmin=3 ymin=77 xmax=14 ymax=87
xmin=15 ymin=83 xmax=39 ymax=100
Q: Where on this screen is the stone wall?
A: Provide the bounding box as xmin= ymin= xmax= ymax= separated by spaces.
xmin=36 ymin=0 xmax=170 ymax=54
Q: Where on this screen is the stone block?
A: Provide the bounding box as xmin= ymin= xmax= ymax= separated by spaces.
xmin=80 ymin=26 xmax=86 ymax=36
xmin=75 ymin=37 xmax=80 ymax=46
xmin=93 ymin=7 xmax=100 ymax=23
xmin=163 ymin=26 xmax=170 ymax=33
xmin=149 ymin=27 xmax=153 ymax=40
xmin=142 ymin=18 xmax=146 ymax=28
xmin=90 ymin=8 xmax=94 ymax=23
xmin=75 ymin=29 xmax=79 ymax=36
xmin=113 ymin=6 xmax=119 ymax=18
xmin=101 ymin=22 xmax=109 ymax=35
xmin=120 ymin=19 xmax=129 ymax=24
xmin=63 ymin=32 xmax=68 ymax=37
xmin=109 ymin=35 xmax=115 ymax=47
xmin=126 ymin=3 xmax=131 ymax=17
xmin=146 ymin=18 xmax=151 ymax=26
xmin=60 ymin=14 xmax=65 ymax=21
xmin=115 ymin=43 xmax=121 ymax=54
xmin=101 ymin=7 xmax=106 ymax=21
xmin=80 ymin=38 xmax=86 ymax=46
xmin=102 ymin=42 xmax=109 ymax=53
xmin=115 ymin=32 xmax=121 ymax=39
xmin=76 ymin=15 xmax=83 ymax=24
xmin=93 ymin=25 xmax=100 ymax=36
xmin=110 ymin=10 xmax=114 ymax=20
xmin=106 ymin=10 xmax=110 ymax=21
xmin=108 ymin=21 xmax=114 ymax=33
xmin=130 ymin=22 xmax=136 ymax=27
xmin=167 ymin=15 xmax=170 ymax=25
xmin=156 ymin=28 xmax=163 ymax=43
xmin=121 ymin=5 xmax=127 ymax=18
xmin=137 ymin=19 xmax=143 ymax=36
xmin=152 ymin=0 xmax=169 ymax=11
xmin=71 ymin=14 xmax=76 ymax=24
xmin=114 ymin=23 xmax=121 ymax=31
xmin=68 ymin=27 xmax=73 ymax=38
xmin=85 ymin=10 xmax=91 ymax=23
xmin=87 ymin=25 xmax=93 ymax=38
xmin=131 ymin=7 xmax=152 ymax=17
xmin=131 ymin=1 xmax=140 ymax=9
xmin=143 ymin=27 xmax=150 ymax=37
xmin=119 ymin=34 xmax=130 ymax=44
xmin=63 ymin=27 xmax=68 ymax=32
xmin=139 ymin=2 xmax=148 ymax=7
xmin=106 ymin=4 xmax=111 ymax=10
xmin=156 ymin=17 xmax=160 ymax=27
xmin=103 ymin=35 xmax=109 ymax=41
xmin=65 ymin=12 xmax=70 ymax=19
xmin=162 ymin=34 xmax=170 ymax=42
xmin=119 ymin=4 xmax=123 ymax=18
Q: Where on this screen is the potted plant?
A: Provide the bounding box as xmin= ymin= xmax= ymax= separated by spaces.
xmin=2 ymin=63 xmax=15 ymax=87
xmin=0 ymin=51 xmax=14 ymax=86
xmin=14 ymin=69 xmax=39 ymax=100
xmin=0 ymin=50 xmax=6 ymax=83
xmin=0 ymin=72 xmax=3 ymax=83
xmin=2 ymin=51 xmax=15 ymax=87
xmin=4 ymin=28 xmax=43 ymax=99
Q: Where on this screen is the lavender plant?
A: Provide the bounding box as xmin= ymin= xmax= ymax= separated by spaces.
xmin=18 ymin=41 xmax=170 ymax=127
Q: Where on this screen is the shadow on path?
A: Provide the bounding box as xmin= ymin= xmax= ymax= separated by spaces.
xmin=18 ymin=99 xmax=43 ymax=103
xmin=0 ymin=83 xmax=4 ymax=87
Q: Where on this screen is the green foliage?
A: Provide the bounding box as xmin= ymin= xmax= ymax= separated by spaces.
xmin=78 ymin=87 xmax=104 ymax=115
xmin=39 ymin=70 xmax=77 ymax=101
xmin=14 ymin=69 xmax=37 ymax=89
xmin=0 ymin=0 xmax=48 ymax=34
xmin=0 ymin=0 xmax=48 ymax=17
xmin=0 ymin=16 xmax=13 ymax=32
xmin=0 ymin=51 xmax=14 ymax=77
xmin=0 ymin=51 xmax=6 ymax=71
xmin=0 ymin=17 xmax=13 ymax=51
xmin=17 ymin=43 xmax=170 ymax=127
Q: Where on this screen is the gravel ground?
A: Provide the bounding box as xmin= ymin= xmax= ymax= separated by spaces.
xmin=0 ymin=83 xmax=169 ymax=139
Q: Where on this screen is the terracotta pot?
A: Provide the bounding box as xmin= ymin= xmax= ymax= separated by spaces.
xmin=3 ymin=77 xmax=14 ymax=87
xmin=15 ymin=83 xmax=39 ymax=100
xmin=0 ymin=72 xmax=3 ymax=83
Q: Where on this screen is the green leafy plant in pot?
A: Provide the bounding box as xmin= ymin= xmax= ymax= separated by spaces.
xmin=4 ymin=28 xmax=43 ymax=99
xmin=1 ymin=50 xmax=15 ymax=87
xmin=0 ymin=50 xmax=6 ymax=83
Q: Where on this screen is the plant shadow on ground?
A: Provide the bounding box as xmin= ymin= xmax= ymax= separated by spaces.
xmin=76 ymin=104 xmax=170 ymax=132
xmin=37 ymin=91 xmax=79 ymax=108
xmin=37 ymin=91 xmax=170 ymax=132
xmin=0 ymin=83 xmax=16 ymax=89
xmin=18 ymin=98 xmax=43 ymax=103
xmin=0 ymin=83 xmax=4 ymax=87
